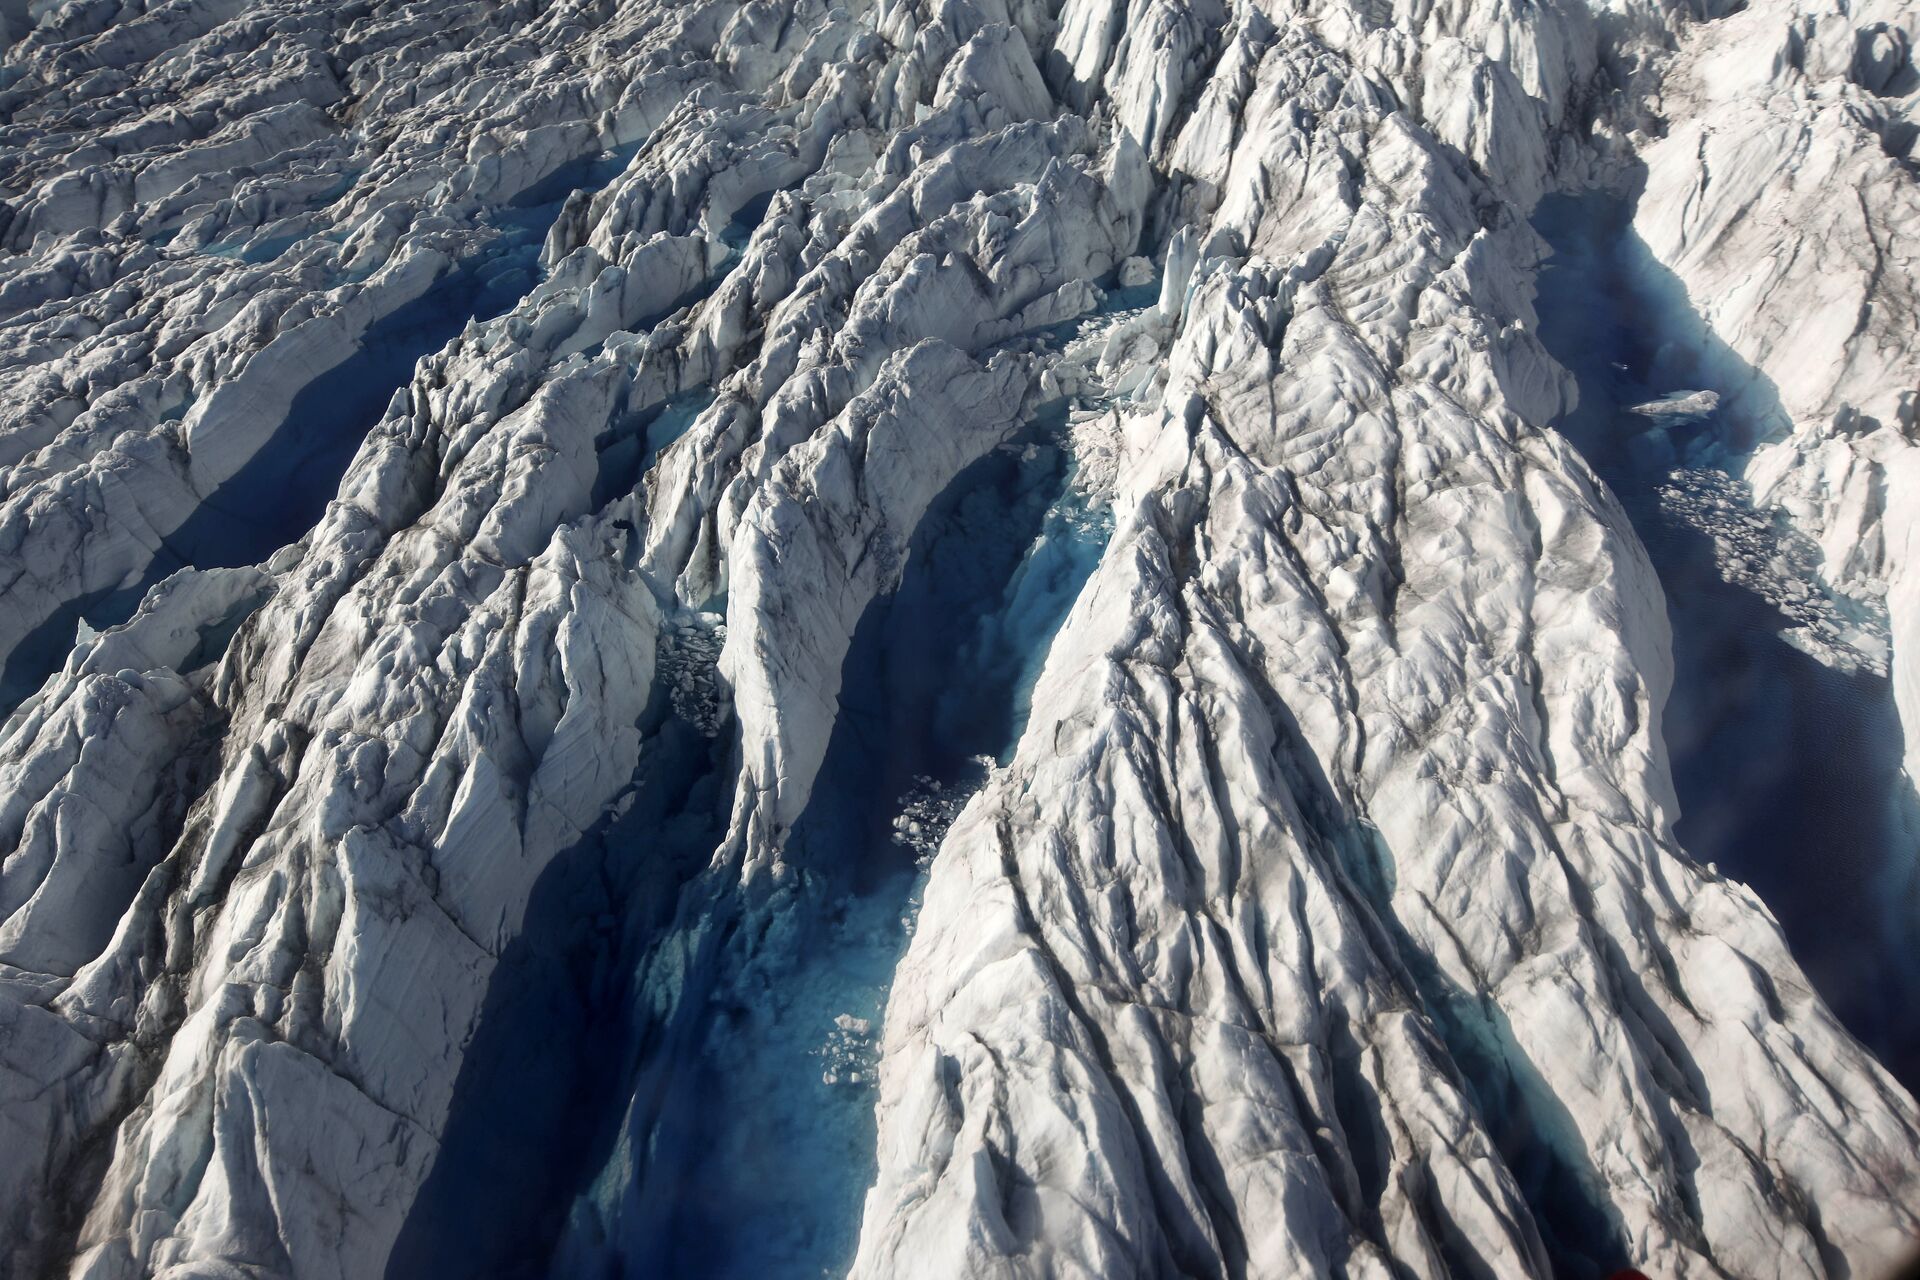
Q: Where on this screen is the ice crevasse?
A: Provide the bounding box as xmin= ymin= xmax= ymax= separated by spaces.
xmin=0 ymin=0 xmax=1915 ymax=1276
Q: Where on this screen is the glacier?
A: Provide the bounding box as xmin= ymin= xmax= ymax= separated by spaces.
xmin=0 ymin=0 xmax=1915 ymax=1275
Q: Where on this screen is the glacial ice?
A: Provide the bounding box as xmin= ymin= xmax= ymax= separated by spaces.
xmin=1530 ymin=188 xmax=1920 ymax=1082
xmin=0 ymin=0 xmax=1915 ymax=1276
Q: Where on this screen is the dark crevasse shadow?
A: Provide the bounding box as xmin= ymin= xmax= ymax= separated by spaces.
xmin=387 ymin=383 xmax=727 ymax=1278
xmin=1420 ymin=960 xmax=1627 ymax=1276
xmin=1529 ymin=185 xmax=1920 ymax=1089
xmin=592 ymin=390 xmax=717 ymax=512
xmin=499 ymin=144 xmax=645 ymax=233
xmin=169 ymin=142 xmax=646 ymax=574
xmin=1265 ymin=184 xmax=1920 ymax=1280
xmin=544 ymin=417 xmax=1112 ymax=1280
xmin=0 ymin=260 xmax=533 ymax=720
xmin=0 ymin=150 xmax=637 ymax=719
xmin=172 ymin=263 xmax=534 ymax=571
xmin=1 ymin=579 xmax=156 ymax=716
xmin=387 ymin=621 xmax=734 ymax=1280
xmin=1260 ymin=677 xmax=1629 ymax=1277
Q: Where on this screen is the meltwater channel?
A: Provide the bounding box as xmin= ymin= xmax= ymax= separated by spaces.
xmin=393 ymin=383 xmax=1115 ymax=1277
xmin=559 ymin=416 xmax=1113 ymax=1279
xmin=1531 ymin=188 xmax=1920 ymax=1089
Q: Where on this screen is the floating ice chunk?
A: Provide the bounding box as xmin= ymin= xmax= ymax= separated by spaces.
xmin=1629 ymin=389 xmax=1721 ymax=419
xmin=1117 ymin=255 xmax=1155 ymax=288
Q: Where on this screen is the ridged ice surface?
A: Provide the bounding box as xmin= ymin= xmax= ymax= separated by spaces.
xmin=0 ymin=0 xmax=1916 ymax=1277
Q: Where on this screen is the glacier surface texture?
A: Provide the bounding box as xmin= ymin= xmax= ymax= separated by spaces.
xmin=0 ymin=0 xmax=1918 ymax=1275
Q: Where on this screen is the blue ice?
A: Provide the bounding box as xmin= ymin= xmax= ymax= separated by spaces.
xmin=546 ymin=419 xmax=1112 ymax=1280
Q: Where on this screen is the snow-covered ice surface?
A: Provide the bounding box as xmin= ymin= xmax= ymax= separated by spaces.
xmin=0 ymin=0 xmax=1917 ymax=1277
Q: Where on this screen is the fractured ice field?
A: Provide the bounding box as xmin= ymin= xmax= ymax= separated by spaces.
xmin=0 ymin=0 xmax=1917 ymax=1276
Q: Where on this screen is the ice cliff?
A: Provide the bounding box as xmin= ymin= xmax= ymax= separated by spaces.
xmin=0 ymin=0 xmax=1915 ymax=1276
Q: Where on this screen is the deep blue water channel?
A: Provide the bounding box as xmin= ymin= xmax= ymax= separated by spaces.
xmin=544 ymin=419 xmax=1112 ymax=1280
xmin=390 ymin=410 xmax=1111 ymax=1279
xmin=1530 ymin=190 xmax=1920 ymax=1089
